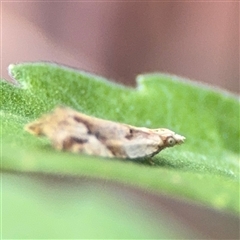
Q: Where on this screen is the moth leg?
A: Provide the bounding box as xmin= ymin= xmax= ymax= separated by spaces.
xmin=147 ymin=158 xmax=155 ymax=165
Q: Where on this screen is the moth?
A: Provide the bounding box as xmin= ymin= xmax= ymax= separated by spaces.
xmin=25 ymin=106 xmax=185 ymax=159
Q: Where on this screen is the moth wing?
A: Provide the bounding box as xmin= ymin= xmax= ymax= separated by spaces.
xmin=123 ymin=138 xmax=160 ymax=159
xmin=67 ymin=135 xmax=113 ymax=157
xmin=105 ymin=138 xmax=160 ymax=159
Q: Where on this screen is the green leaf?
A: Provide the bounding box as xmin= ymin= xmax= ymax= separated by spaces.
xmin=1 ymin=173 xmax=194 ymax=239
xmin=1 ymin=62 xmax=239 ymax=237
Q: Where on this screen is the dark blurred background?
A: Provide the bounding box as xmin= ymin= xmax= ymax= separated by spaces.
xmin=2 ymin=1 xmax=239 ymax=93
xmin=1 ymin=2 xmax=239 ymax=239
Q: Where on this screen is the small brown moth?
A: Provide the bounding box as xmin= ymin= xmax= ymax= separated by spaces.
xmin=25 ymin=107 xmax=185 ymax=159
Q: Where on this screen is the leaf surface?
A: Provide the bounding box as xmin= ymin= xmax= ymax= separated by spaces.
xmin=1 ymin=62 xmax=239 ymax=218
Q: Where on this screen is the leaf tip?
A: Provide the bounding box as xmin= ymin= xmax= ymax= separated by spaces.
xmin=8 ymin=64 xmax=19 ymax=82
xmin=8 ymin=64 xmax=16 ymax=74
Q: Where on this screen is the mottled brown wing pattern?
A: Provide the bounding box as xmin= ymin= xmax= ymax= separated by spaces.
xmin=25 ymin=107 xmax=185 ymax=159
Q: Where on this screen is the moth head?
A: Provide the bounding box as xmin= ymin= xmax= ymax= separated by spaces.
xmin=166 ymin=136 xmax=176 ymax=146
xmin=166 ymin=134 xmax=185 ymax=148
xmin=153 ymin=128 xmax=185 ymax=148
